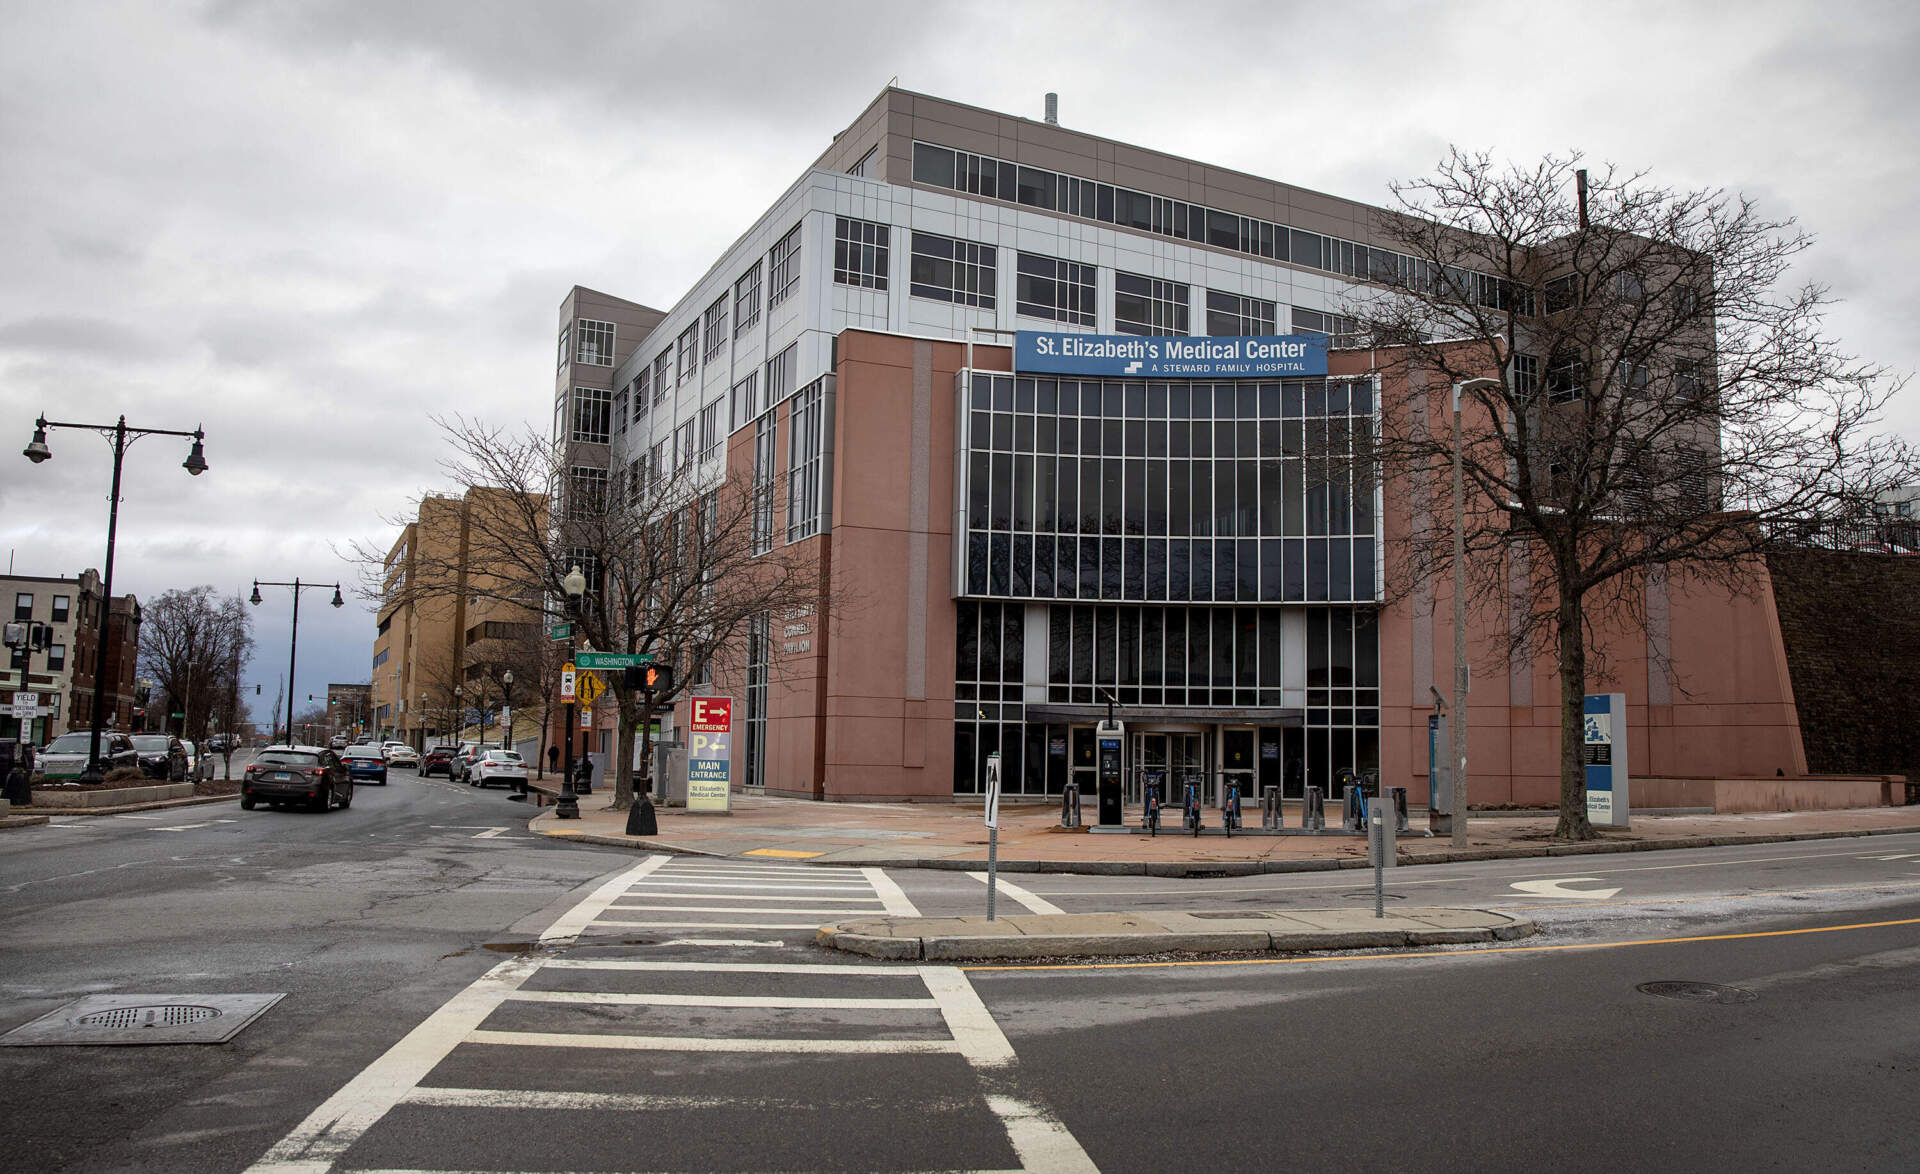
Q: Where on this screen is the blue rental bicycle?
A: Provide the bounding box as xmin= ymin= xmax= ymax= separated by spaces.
xmin=1222 ymin=779 xmax=1242 ymax=837
xmin=1143 ymin=779 xmax=1162 ymax=837
xmin=1183 ymin=781 xmax=1202 ymax=837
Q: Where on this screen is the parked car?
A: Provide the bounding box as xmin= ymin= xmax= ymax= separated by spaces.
xmin=340 ymin=744 xmax=389 ymax=785
xmin=128 ymin=733 xmax=189 ymax=781
xmin=31 ymin=731 xmax=138 ymax=782
xmin=420 ymin=744 xmax=458 ymax=777
xmin=205 ymin=733 xmax=237 ymax=754
xmin=448 ymin=741 xmax=482 ymax=783
xmin=180 ymin=740 xmax=215 ymax=783
xmin=385 ymin=744 xmax=420 ymax=769
xmin=468 ymin=749 xmax=528 ymax=790
xmin=242 ymin=745 xmax=351 ymax=812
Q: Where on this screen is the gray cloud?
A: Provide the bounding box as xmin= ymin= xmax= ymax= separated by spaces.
xmin=3 ymin=0 xmax=1916 ymax=704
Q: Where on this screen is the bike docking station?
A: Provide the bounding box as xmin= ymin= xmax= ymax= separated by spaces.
xmin=1087 ymin=717 xmax=1131 ymax=834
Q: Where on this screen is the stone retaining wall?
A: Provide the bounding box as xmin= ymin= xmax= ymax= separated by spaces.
xmin=31 ymin=782 xmax=196 ymax=807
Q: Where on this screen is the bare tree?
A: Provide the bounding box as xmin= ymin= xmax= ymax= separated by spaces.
xmin=357 ymin=416 xmax=830 ymax=810
xmin=138 ymin=587 xmax=254 ymax=745
xmin=1347 ymin=149 xmax=1917 ymax=839
xmin=472 ymin=625 xmax=566 ymax=776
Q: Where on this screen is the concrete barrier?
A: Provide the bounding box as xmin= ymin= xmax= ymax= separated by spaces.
xmin=31 ymin=782 xmax=196 ymax=808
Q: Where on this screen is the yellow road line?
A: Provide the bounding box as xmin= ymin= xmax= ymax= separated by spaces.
xmin=744 ymin=847 xmax=825 ymax=859
xmin=961 ymin=915 xmax=1920 ymax=973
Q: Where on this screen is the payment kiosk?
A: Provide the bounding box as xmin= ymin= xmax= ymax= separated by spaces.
xmin=1095 ymin=718 xmax=1125 ymax=827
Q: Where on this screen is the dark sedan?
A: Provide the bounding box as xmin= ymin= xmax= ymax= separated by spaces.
xmin=241 ymin=745 xmax=352 ymax=812
xmin=339 ymin=744 xmax=389 ymax=785
xmin=128 ymin=734 xmax=189 ymax=781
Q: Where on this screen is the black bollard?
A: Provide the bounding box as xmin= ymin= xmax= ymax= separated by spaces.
xmin=625 ymin=792 xmax=658 ymax=836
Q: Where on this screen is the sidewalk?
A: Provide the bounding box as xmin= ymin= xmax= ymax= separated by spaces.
xmin=818 ymin=906 xmax=1538 ymax=961
xmin=529 ymin=791 xmax=1920 ymax=875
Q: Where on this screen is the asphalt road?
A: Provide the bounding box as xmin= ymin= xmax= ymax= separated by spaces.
xmin=4 ymin=787 xmax=1917 ymax=1174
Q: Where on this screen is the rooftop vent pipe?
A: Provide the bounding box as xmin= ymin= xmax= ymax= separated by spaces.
xmin=1044 ymin=93 xmax=1058 ymax=125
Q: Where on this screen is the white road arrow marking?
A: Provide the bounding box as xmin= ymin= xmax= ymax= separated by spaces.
xmin=1509 ymin=877 xmax=1623 ymax=900
xmin=1860 ymin=853 xmax=1920 ymax=861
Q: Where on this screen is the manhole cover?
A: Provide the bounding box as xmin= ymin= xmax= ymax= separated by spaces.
xmin=75 ymin=1004 xmax=222 ymax=1029
xmin=1637 ymin=981 xmax=1756 ymax=1005
xmin=1 ymin=994 xmax=284 ymax=1046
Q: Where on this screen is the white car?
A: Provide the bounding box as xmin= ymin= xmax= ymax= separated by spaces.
xmin=384 ymin=744 xmax=420 ymax=769
xmin=468 ymin=749 xmax=528 ymax=790
xmin=180 ymin=740 xmax=215 ymax=782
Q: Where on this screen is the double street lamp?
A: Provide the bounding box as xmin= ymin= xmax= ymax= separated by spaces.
xmin=250 ymin=578 xmax=343 ymax=746
xmin=1447 ymin=376 xmax=1505 ymax=848
xmin=22 ymin=414 xmax=207 ymax=782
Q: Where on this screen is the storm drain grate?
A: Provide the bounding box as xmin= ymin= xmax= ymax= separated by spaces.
xmin=1637 ymin=981 xmax=1757 ymax=1005
xmin=1 ymin=994 xmax=284 ymax=1046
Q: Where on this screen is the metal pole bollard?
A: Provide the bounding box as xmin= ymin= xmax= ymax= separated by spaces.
xmin=1369 ymin=797 xmax=1387 ymax=917
xmin=1303 ymin=785 xmax=1324 ymax=831
xmin=1061 ymin=782 xmax=1081 ymax=828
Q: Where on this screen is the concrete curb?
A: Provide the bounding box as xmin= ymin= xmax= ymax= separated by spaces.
xmin=817 ymin=908 xmax=1538 ymax=961
xmin=521 ymin=818 xmax=1920 ymax=875
xmin=0 ymin=815 xmax=52 ymax=829
xmin=12 ymin=792 xmax=241 ymax=818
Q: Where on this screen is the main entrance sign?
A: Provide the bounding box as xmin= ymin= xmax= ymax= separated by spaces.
xmin=1015 ymin=331 xmax=1328 ymax=379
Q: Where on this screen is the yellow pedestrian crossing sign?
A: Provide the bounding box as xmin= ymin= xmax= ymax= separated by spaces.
xmin=575 ymin=670 xmax=605 ymax=706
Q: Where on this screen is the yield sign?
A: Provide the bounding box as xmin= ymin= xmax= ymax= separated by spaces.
xmin=1509 ymin=877 xmax=1623 ymax=901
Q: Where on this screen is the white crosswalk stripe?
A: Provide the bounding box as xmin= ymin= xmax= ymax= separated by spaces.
xmin=245 ymin=854 xmax=1099 ymax=1174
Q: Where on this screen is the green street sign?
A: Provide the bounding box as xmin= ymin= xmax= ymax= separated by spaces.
xmin=575 ymin=651 xmax=652 ymax=670
xmin=548 ymin=623 xmax=573 ymax=640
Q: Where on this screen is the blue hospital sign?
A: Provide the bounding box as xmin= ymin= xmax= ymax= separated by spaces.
xmin=1583 ymin=693 xmax=1629 ymax=828
xmin=1015 ymin=331 xmax=1328 ymax=379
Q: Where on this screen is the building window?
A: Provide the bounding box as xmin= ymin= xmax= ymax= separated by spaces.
xmin=752 ymin=414 xmax=777 ymax=555
xmin=731 ymin=372 xmax=759 ymax=432
xmin=556 ymin=324 xmax=570 ymax=371
xmin=634 ymin=367 xmax=651 ymax=424
xmin=1015 ymin=254 xmax=1095 ymax=326
xmin=14 ymin=593 xmax=32 ymax=621
xmin=570 ymin=387 xmax=613 ymax=445
xmin=744 ymin=612 xmax=769 ymax=787
xmin=698 ymin=399 xmax=724 ymax=464
xmin=765 ymin=341 xmax=798 ymax=407
xmin=575 ymin=318 xmax=616 ymax=366
xmin=674 ymin=420 xmax=695 ymax=469
xmin=1547 ymin=351 xmax=1587 ymax=404
xmin=568 ymin=467 xmax=607 ymax=522
xmin=769 ymin=222 xmax=802 ymax=308
xmin=951 ymin=601 xmax=1029 ymax=795
xmin=652 ymin=352 xmax=673 ymax=405
xmin=833 ymin=216 xmax=889 ymax=290
xmin=1512 ymin=354 xmax=1540 ymax=400
xmin=676 ymin=324 xmax=699 ymax=386
xmin=910 ymin=232 xmax=997 ymax=309
xmin=1114 ymin=272 xmax=1190 ymax=336
xmin=1290 ymin=306 xmax=1359 ymax=348
xmin=614 ymin=385 xmax=629 ymax=434
xmin=787 ymin=379 xmax=824 ymax=542
xmin=1205 ymin=291 xmax=1277 ymax=336
xmin=651 ymin=440 xmax=668 ymax=485
xmin=702 ymin=295 xmax=728 ymax=363
xmin=848 ymin=146 xmax=877 ymax=178
xmin=51 ymin=595 xmax=69 ymax=623
xmin=734 ymin=263 xmax=762 ymax=338
xmin=46 ymin=643 xmax=65 ymax=673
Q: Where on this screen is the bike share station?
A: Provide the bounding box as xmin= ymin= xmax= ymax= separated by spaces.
xmin=1057 ymin=711 xmax=1420 ymax=840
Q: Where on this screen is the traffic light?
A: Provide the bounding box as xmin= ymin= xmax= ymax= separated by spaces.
xmin=640 ymin=663 xmax=673 ymax=696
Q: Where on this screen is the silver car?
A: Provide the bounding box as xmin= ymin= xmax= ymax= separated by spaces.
xmin=32 ymin=731 xmax=138 ymax=782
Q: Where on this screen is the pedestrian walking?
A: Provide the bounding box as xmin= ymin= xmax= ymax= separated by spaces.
xmin=547 ymin=744 xmax=560 ymax=774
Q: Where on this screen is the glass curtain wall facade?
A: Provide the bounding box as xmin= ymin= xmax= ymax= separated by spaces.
xmin=953 ymin=371 xmax=1381 ymax=799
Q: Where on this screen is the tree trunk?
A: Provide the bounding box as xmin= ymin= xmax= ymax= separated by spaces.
xmin=1553 ymin=586 xmax=1596 ymax=840
xmin=612 ymin=689 xmax=637 ymax=811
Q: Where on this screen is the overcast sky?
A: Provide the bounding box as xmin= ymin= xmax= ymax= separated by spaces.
xmin=2 ymin=0 xmax=1916 ymax=717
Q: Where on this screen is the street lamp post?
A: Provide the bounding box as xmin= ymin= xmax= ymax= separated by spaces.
xmin=249 ymin=578 xmax=343 ymax=746
xmin=22 ymin=413 xmax=207 ymax=782
xmin=1449 ymin=377 xmax=1504 ymax=848
xmin=500 ymin=669 xmax=514 ymax=751
xmin=556 ymin=565 xmax=586 ymax=820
